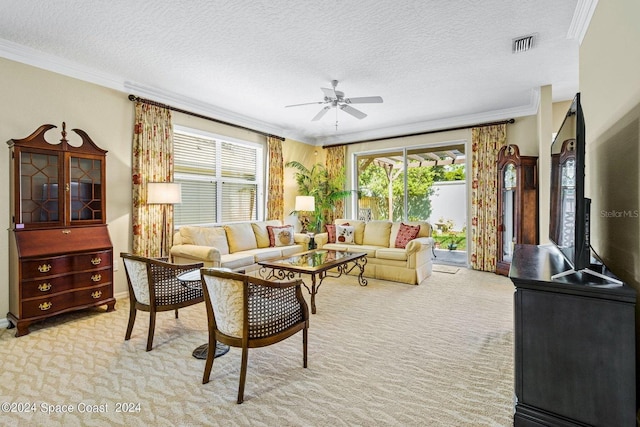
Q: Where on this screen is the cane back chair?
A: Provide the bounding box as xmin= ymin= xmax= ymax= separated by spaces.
xmin=200 ymin=268 xmax=309 ymax=403
xmin=121 ymin=253 xmax=204 ymax=351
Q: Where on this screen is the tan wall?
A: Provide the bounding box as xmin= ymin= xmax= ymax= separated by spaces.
xmin=509 ymin=114 xmax=539 ymax=156
xmin=553 ymin=100 xmax=573 ymax=131
xmin=282 ymin=138 xmax=321 ymax=222
xmin=580 ymin=0 xmax=640 ymax=407
xmin=581 ymin=0 xmax=640 ymax=287
xmin=0 ymin=58 xmax=134 ymax=319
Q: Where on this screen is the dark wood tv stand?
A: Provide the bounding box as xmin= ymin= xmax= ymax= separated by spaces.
xmin=509 ymin=244 xmax=636 ymax=426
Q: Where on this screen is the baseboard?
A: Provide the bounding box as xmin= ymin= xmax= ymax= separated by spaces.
xmin=0 ymin=317 xmax=9 ymax=329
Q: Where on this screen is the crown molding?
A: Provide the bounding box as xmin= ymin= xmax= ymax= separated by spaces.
xmin=0 ymin=38 xmax=125 ymax=91
xmin=315 ymin=89 xmax=540 ymax=146
xmin=0 ymin=38 xmax=286 ymax=138
xmin=567 ymin=0 xmax=599 ymax=44
xmin=123 ymin=82 xmax=285 ymax=137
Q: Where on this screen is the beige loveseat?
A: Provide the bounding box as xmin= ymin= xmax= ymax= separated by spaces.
xmin=170 ymin=221 xmax=309 ymax=272
xmin=314 ymin=219 xmax=433 ymax=285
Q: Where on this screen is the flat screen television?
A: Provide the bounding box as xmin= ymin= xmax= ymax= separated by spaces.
xmin=549 ymin=93 xmax=591 ymax=275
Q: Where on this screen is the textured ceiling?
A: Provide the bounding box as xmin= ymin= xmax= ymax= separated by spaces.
xmin=0 ymin=1 xmax=588 ymax=145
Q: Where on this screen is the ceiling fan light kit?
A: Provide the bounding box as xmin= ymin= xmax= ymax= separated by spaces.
xmin=286 ymin=80 xmax=383 ymax=129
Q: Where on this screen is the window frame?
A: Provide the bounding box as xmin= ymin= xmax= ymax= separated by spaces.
xmin=173 ymin=125 xmax=265 ymax=226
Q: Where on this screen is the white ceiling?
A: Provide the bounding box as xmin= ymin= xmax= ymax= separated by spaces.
xmin=0 ymin=1 xmax=593 ymax=146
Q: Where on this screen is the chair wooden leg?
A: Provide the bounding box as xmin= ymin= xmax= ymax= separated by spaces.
xmin=125 ymin=303 xmax=137 ymax=341
xmin=237 ymin=346 xmax=249 ymax=404
xmin=202 ymin=336 xmax=216 ymax=384
xmin=303 ymin=327 xmax=308 ymax=368
xmin=175 ymin=309 xmax=179 ymax=319
xmin=146 ymin=311 xmax=156 ymax=351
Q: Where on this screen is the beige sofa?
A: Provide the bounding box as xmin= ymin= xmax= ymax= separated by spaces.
xmin=170 ymin=220 xmax=309 ymax=272
xmin=315 ymin=219 xmax=433 ymax=285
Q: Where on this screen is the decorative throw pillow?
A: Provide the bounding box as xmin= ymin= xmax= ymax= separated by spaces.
xmin=326 ymin=223 xmax=348 ymax=243
xmin=267 ymin=225 xmax=294 ymax=247
xmin=394 ymin=223 xmax=421 ymax=249
xmin=325 ymin=224 xmax=336 ymax=243
xmin=335 ymin=224 xmax=355 ymax=244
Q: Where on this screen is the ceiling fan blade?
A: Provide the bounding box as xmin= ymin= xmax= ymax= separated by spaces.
xmin=340 ymin=104 xmax=367 ymax=119
xmin=345 ymin=96 xmax=383 ymax=104
xmin=312 ymin=106 xmax=331 ymax=121
xmin=285 ymin=101 xmax=325 ymax=108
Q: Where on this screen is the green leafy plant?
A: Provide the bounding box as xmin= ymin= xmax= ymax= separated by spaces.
xmin=286 ymin=161 xmax=354 ymax=232
xmin=432 ymin=230 xmax=466 ymax=251
xmin=446 ymin=233 xmax=465 ymax=250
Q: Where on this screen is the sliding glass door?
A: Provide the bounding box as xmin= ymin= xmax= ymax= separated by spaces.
xmin=355 ymin=144 xmax=465 ymax=224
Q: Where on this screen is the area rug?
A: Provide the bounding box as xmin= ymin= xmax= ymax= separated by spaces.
xmin=433 ymin=264 xmax=460 ymax=274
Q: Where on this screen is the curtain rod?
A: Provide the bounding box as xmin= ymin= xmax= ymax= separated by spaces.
xmin=128 ymin=94 xmax=285 ymax=141
xmin=321 ymin=118 xmax=515 ymax=149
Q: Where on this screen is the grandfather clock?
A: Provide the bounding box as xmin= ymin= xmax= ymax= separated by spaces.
xmin=496 ymin=145 xmax=538 ymax=276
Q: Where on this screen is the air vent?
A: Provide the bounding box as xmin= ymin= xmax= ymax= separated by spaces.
xmin=512 ymin=34 xmax=536 ymax=53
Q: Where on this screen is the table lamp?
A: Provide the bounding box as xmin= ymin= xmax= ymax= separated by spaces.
xmin=295 ymin=195 xmax=315 ymax=233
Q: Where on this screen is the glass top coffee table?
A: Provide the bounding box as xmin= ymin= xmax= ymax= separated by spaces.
xmin=258 ymin=249 xmax=367 ymax=314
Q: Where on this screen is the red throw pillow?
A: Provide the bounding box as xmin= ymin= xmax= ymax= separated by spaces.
xmin=395 ymin=223 xmax=420 ymax=249
xmin=325 ymin=224 xmax=336 ymax=243
xmin=326 ymin=223 xmax=349 ymax=243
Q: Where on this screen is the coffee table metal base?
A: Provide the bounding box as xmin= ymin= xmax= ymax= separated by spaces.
xmin=260 ymin=255 xmax=367 ymax=314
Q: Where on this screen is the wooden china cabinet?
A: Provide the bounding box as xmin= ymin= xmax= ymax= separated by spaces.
xmin=7 ymin=123 xmax=115 ymax=337
xmin=496 ymin=145 xmax=538 ymax=276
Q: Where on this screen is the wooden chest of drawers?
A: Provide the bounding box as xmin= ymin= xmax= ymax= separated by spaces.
xmin=8 ymin=226 xmax=116 ymax=336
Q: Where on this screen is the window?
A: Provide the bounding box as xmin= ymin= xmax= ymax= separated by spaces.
xmin=173 ymin=126 xmax=264 ymax=226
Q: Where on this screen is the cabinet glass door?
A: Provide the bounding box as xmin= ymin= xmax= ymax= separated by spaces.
xmin=69 ymin=155 xmax=103 ymax=222
xmin=19 ymin=151 xmax=60 ymax=224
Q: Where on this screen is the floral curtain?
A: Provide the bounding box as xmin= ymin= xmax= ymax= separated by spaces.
xmin=132 ymin=102 xmax=174 ymax=257
xmin=470 ymin=124 xmax=507 ymax=272
xmin=326 ymin=145 xmax=346 ymax=222
xmin=266 ymin=136 xmax=284 ymax=221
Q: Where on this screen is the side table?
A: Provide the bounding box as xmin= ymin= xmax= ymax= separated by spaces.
xmin=177 ymin=269 xmax=230 ymax=360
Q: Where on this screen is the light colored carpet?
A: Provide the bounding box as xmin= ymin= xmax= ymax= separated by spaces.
xmin=0 ymin=268 xmax=514 ymax=426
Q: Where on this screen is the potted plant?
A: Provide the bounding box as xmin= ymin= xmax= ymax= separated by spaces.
xmin=446 ymin=233 xmax=464 ymax=251
xmin=286 ymin=161 xmax=354 ymax=232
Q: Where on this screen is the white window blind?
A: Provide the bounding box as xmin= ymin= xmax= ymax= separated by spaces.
xmin=173 ymin=127 xmax=263 ymax=226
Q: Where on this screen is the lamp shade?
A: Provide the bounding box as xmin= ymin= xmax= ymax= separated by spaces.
xmin=147 ymin=182 xmax=182 ymax=204
xmin=295 ymin=195 xmax=315 ymax=212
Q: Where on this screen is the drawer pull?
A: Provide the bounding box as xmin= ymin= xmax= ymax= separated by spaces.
xmin=91 ymin=274 xmax=102 ymax=282
xmin=39 ymin=302 xmax=52 ymax=311
xmin=38 ymin=264 xmax=52 ymax=273
xmin=38 ymin=283 xmax=52 ymax=292
xmin=91 ymin=291 xmax=102 ymax=299
xmin=91 ymin=257 xmax=102 ymax=265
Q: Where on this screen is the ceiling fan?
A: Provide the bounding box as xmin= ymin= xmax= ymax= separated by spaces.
xmin=285 ymin=80 xmax=383 ymax=124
